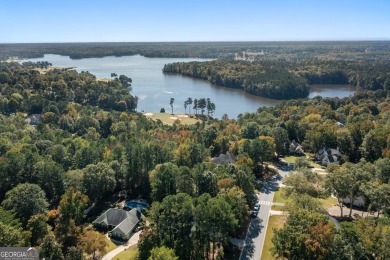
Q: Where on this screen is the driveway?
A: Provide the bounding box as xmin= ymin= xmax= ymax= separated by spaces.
xmin=240 ymin=166 xmax=289 ymax=260
xmin=102 ymin=230 xmax=141 ymax=260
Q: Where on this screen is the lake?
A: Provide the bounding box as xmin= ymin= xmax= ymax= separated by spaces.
xmin=22 ymin=54 xmax=356 ymax=119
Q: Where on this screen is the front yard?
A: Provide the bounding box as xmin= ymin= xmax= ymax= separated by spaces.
xmin=113 ymin=246 xmax=138 ymax=260
xmin=261 ymin=215 xmax=288 ymax=260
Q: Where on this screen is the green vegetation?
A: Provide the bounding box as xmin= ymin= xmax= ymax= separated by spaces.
xmin=2 ymin=41 xmax=390 ymax=61
xmin=105 ymin=237 xmax=118 ymax=253
xmin=163 ymin=60 xmax=309 ymax=99
xmin=163 ymin=56 xmax=390 ymax=99
xmin=113 ymin=247 xmax=138 ymax=260
xmin=261 ymin=215 xmax=287 ymax=260
xmin=272 ymin=188 xmax=288 ymax=204
xmin=0 ymin=53 xmax=390 ymax=259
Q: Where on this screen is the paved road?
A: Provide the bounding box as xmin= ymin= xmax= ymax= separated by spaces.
xmin=240 ymin=166 xmax=290 ymax=260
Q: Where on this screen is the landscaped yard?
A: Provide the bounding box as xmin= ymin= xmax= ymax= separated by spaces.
xmin=272 ymin=188 xmax=288 ymax=204
xmin=261 ymin=215 xmax=287 ymax=260
xmin=113 ymin=246 xmax=138 ymax=260
xmin=283 ymin=155 xmax=323 ymax=169
xmin=271 ymin=205 xmax=285 ymax=211
xmin=319 ymin=196 xmax=338 ymax=209
xmin=105 ymin=237 xmax=118 ymax=254
xmin=144 ymin=112 xmax=200 ymax=125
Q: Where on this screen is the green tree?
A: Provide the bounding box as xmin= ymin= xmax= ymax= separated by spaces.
xmin=27 ymin=214 xmax=50 ymax=246
xmin=82 ymin=162 xmax=116 ymax=202
xmin=240 ymin=122 xmax=259 ymax=139
xmin=0 ymin=222 xmax=31 ymax=247
xmin=149 ymin=163 xmax=179 ymax=201
xmin=361 ymin=181 xmax=390 ymax=217
xmin=325 ymin=167 xmax=352 ymax=217
xmin=58 ymin=188 xmax=89 ymax=225
xmin=169 ymin=98 xmax=174 ymax=115
xmin=149 ymin=193 xmax=194 ymax=259
xmin=330 ymin=222 xmax=365 ymax=260
xmin=272 ymin=210 xmax=328 ymax=259
xmin=33 ymin=159 xmax=65 ymax=203
xmin=187 ymin=97 xmax=193 ymax=115
xmin=193 ymin=99 xmax=198 ymax=115
xmin=148 ymin=246 xmax=178 ymax=260
xmin=197 ymin=98 xmax=206 ymax=115
xmin=360 ymin=128 xmax=387 ymax=162
xmin=194 ymin=194 xmax=237 ymax=259
xmin=271 ymin=127 xmax=290 ymax=156
xmin=40 ymin=234 xmax=64 ymax=260
xmin=375 ymin=157 xmax=390 ymax=183
xmin=2 ymin=183 xmax=48 ymax=225
xmin=65 ymin=247 xmax=85 ymax=260
xmin=184 ymin=100 xmax=188 ymax=114
xmin=80 ymin=229 xmax=108 ymax=260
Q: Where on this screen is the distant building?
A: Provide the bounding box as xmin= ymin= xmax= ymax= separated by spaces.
xmin=93 ymin=208 xmax=141 ymax=241
xmin=289 ymin=140 xmax=304 ymax=156
xmin=316 ymin=147 xmax=341 ymax=166
xmin=212 ymin=152 xmax=236 ymax=165
xmin=25 ymin=114 xmax=41 ymax=125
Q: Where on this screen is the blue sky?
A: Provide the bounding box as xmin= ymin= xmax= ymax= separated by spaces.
xmin=1 ymin=0 xmax=389 ymax=43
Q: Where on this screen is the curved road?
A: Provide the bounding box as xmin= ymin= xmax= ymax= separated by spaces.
xmin=240 ymin=165 xmax=290 ymax=260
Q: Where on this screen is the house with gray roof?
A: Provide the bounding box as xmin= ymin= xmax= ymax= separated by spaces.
xmin=212 ymin=152 xmax=236 ymax=165
xmin=93 ymin=208 xmax=141 ymax=240
xmin=289 ymin=140 xmax=304 ymax=156
xmin=316 ymin=147 xmax=341 ymax=166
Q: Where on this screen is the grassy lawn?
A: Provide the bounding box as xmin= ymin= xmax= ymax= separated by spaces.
xmin=319 ymin=196 xmax=338 ymax=209
xmin=282 ymin=155 xmax=322 ymax=169
xmin=113 ymin=247 xmax=138 ymax=260
xmin=144 ymin=112 xmax=200 ymax=125
xmin=271 ymin=205 xmax=285 ymax=211
xmin=283 ymin=156 xmax=297 ymax=164
xmin=272 ymin=188 xmax=288 ymax=204
xmin=105 ymin=237 xmax=118 ymax=254
xmin=261 ymin=215 xmax=287 ymax=260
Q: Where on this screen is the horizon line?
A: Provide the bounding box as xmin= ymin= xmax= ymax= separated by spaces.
xmin=1 ymin=39 xmax=390 ymax=44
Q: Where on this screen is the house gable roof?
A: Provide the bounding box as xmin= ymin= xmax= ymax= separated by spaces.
xmin=94 ymin=208 xmax=130 ymax=226
xmin=112 ymin=209 xmax=141 ymax=236
xmin=93 ymin=208 xmax=141 ymax=237
xmin=212 ymin=152 xmax=236 ymax=165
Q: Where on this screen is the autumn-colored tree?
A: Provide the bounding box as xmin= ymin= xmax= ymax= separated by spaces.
xmin=79 ymin=229 xmax=108 ymax=260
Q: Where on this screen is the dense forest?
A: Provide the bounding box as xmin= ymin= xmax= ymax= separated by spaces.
xmin=0 ymin=61 xmax=389 ymax=259
xmin=2 ymin=41 xmax=390 ymax=60
xmin=163 ymin=58 xmax=390 ymax=99
xmin=163 ymin=60 xmax=310 ymax=99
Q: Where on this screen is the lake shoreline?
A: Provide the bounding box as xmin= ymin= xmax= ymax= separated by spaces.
xmin=19 ymin=54 xmax=356 ymax=119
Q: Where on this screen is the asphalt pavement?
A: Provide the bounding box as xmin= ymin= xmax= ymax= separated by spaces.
xmin=239 ymin=165 xmax=290 ymax=260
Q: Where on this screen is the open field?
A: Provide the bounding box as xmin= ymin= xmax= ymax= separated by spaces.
xmin=261 ymin=215 xmax=288 ymax=260
xmin=144 ymin=112 xmax=201 ymax=125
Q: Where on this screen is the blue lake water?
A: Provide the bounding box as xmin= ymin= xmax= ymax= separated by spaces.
xmin=22 ymin=54 xmax=356 ymax=119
